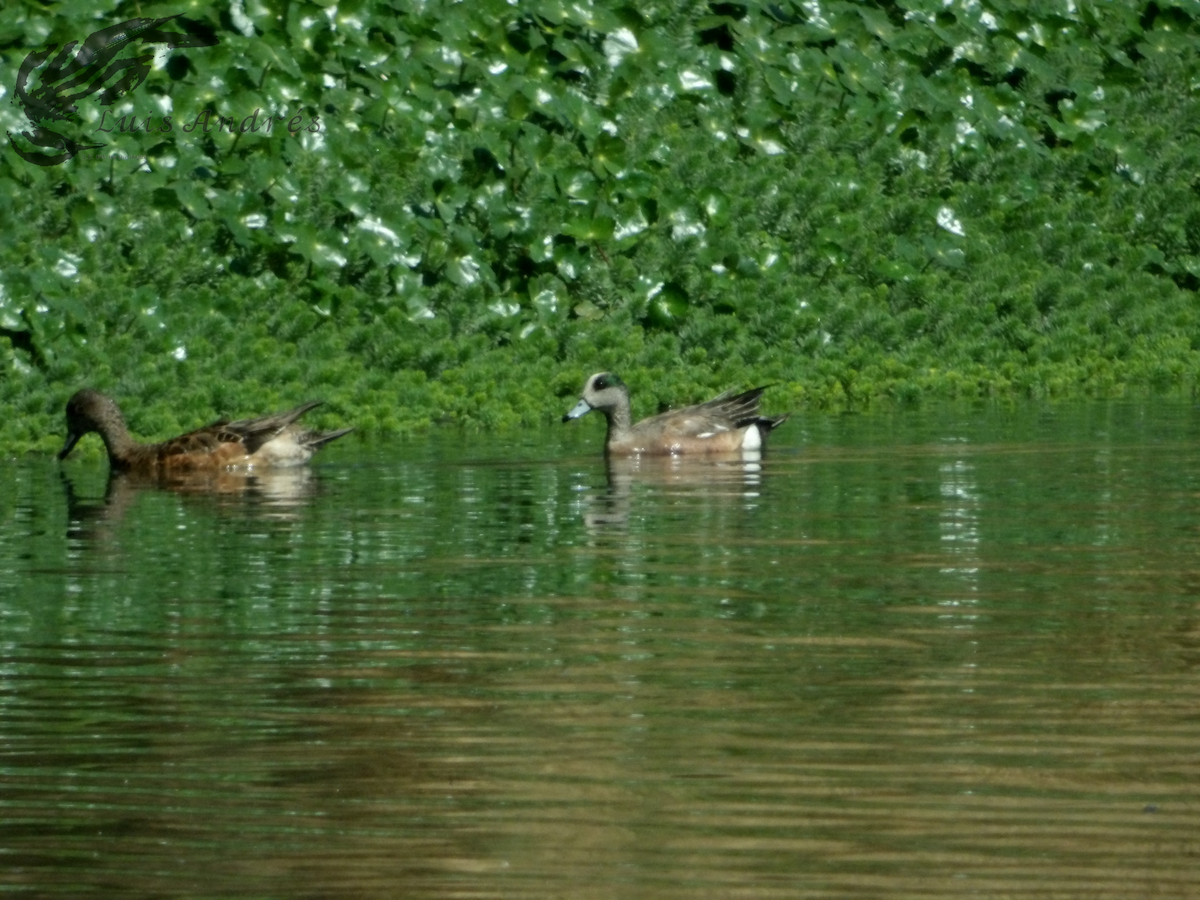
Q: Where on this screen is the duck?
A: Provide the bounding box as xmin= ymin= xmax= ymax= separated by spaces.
xmin=562 ymin=372 xmax=788 ymax=455
xmin=58 ymin=388 xmax=352 ymax=472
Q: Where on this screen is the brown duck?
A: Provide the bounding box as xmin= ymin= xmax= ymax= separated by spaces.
xmin=59 ymin=389 xmax=352 ymax=472
xmin=562 ymin=372 xmax=789 ymax=455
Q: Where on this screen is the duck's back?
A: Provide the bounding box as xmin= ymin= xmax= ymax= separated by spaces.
xmin=119 ymin=422 xmax=250 ymax=471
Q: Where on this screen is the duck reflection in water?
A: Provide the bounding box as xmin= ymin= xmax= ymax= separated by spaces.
xmin=582 ymin=452 xmax=767 ymax=532
xmin=61 ymin=465 xmax=331 ymax=544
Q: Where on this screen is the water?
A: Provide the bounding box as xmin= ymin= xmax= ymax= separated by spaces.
xmin=2 ymin=401 xmax=1200 ymax=898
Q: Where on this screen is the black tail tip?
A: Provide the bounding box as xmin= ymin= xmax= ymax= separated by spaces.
xmin=761 ymin=414 xmax=790 ymax=433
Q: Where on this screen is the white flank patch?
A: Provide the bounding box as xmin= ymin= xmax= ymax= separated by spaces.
xmin=252 ymin=438 xmax=311 ymax=467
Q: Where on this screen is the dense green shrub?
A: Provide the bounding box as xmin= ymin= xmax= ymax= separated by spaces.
xmin=2 ymin=0 xmax=1199 ymax=453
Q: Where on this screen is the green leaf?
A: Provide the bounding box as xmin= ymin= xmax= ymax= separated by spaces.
xmin=922 ymin=236 xmax=966 ymax=269
xmin=561 ymin=215 xmax=614 ymax=242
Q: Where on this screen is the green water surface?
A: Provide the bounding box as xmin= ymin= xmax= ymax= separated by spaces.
xmin=2 ymin=402 xmax=1199 ymax=898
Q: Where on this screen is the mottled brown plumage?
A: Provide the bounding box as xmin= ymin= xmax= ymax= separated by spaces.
xmin=562 ymin=372 xmax=788 ymax=455
xmin=59 ymin=389 xmax=352 ymax=472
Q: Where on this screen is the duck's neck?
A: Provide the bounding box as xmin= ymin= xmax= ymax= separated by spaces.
xmin=97 ymin=417 xmax=139 ymax=466
xmin=605 ymin=395 xmax=633 ymax=443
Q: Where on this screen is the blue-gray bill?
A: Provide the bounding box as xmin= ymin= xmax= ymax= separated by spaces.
xmin=562 ymin=399 xmax=592 ymax=422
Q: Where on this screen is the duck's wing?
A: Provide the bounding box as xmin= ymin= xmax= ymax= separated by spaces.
xmin=693 ymin=386 xmax=768 ymax=425
xmin=222 ymin=401 xmax=325 ymax=455
xmin=648 ymin=387 xmax=770 ymax=438
xmin=141 ymin=401 xmax=324 ymax=464
xmin=143 ymin=417 xmax=234 ymax=459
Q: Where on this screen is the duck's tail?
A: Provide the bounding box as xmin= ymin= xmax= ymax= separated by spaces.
xmin=302 ymin=427 xmax=354 ymax=451
xmin=755 ymin=413 xmax=790 ymax=435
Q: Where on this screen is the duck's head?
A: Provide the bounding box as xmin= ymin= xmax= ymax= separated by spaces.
xmin=562 ymin=372 xmax=629 ymax=422
xmin=60 ymin=389 xmax=125 ymax=459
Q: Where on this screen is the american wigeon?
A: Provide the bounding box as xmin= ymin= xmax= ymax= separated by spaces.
xmin=562 ymin=372 xmax=789 ymax=455
xmin=59 ymin=389 xmax=352 ymax=472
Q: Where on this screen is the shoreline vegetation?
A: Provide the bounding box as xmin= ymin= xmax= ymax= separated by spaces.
xmin=2 ymin=0 xmax=1199 ymax=455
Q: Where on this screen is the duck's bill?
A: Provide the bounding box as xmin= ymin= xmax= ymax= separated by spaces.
xmin=58 ymin=431 xmax=81 ymax=460
xmin=562 ymin=399 xmax=592 ymax=422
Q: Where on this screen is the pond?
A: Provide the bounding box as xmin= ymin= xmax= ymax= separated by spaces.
xmin=2 ymin=400 xmax=1200 ymax=898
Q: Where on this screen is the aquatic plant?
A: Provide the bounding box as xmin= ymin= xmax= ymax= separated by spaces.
xmin=2 ymin=0 xmax=1200 ymax=453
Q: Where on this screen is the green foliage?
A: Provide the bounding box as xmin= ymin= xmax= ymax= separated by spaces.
xmin=2 ymin=0 xmax=1200 ymax=453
